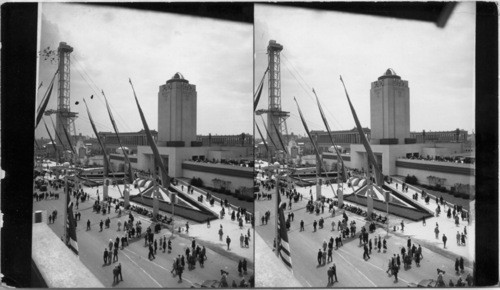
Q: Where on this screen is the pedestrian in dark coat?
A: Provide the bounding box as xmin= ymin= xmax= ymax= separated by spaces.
xmin=113 ymin=247 xmax=118 ymax=262
xmin=368 ymin=239 xmax=372 ymax=254
xmin=442 ymin=234 xmax=448 ymax=248
xmin=363 ymin=244 xmax=370 ymax=259
xmin=117 ymin=263 xmax=123 ymax=281
xmin=393 ymin=264 xmax=399 ymax=282
xmin=104 ymin=248 xmax=109 ymax=265
xmin=113 ymin=266 xmax=119 ymax=283
xmin=313 ymin=220 xmax=317 ymax=232
xmin=238 ymin=260 xmax=243 ymax=275
xmin=455 ymin=258 xmax=460 ymax=274
xmin=459 ymin=257 xmax=464 ymax=273
xmin=331 ymin=263 xmax=338 ymax=282
xmin=396 ymin=254 xmax=401 ymax=269
xmin=317 ymin=249 xmax=322 ymax=265
xmin=378 ymin=239 xmax=382 ymax=252
xmin=148 ymin=244 xmax=155 ymax=260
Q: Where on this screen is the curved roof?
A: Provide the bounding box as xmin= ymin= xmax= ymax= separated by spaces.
xmin=173 ymin=72 xmax=184 ymax=80
xmin=385 ymin=68 xmax=397 ymax=76
xmin=167 ymin=72 xmax=189 ymax=84
xmin=378 ymin=68 xmax=401 ymax=80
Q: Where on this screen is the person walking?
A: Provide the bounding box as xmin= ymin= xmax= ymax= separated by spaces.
xmin=113 ymin=246 xmax=118 ymax=263
xmin=442 ymin=234 xmax=448 ymax=248
xmin=87 ymin=219 xmax=91 ymax=231
xmin=386 ymin=258 xmax=392 ymax=275
xmin=383 ymin=239 xmax=387 ymax=253
xmin=415 ymin=250 xmax=421 ymax=267
xmin=435 ymin=226 xmax=440 ymax=239
xmin=240 ymin=234 xmax=244 ymax=247
xmin=393 ymin=264 xmax=399 ymax=282
xmin=113 ymin=266 xmax=119 ymax=284
xmin=242 ymin=258 xmax=247 ymax=274
xmin=455 ymin=258 xmax=460 ymax=274
xmin=226 ymin=235 xmax=231 ymax=250
xmin=332 ymin=263 xmax=338 ymax=282
xmin=317 ymin=249 xmax=322 ymax=265
xmin=300 ymin=220 xmax=304 ymax=232
xmin=327 ymin=266 xmax=333 ymax=285
xmin=327 ymin=246 xmax=333 ymax=263
xmin=313 ymin=220 xmax=317 ymax=232
xmin=378 ymin=238 xmax=382 ymax=253
xmin=116 ymin=263 xmax=123 ymax=281
xmin=178 ymin=263 xmax=184 ymax=282
xmin=100 ymin=220 xmax=104 ymax=232
xmin=148 ymin=244 xmax=155 ymax=260
xmin=363 ymin=244 xmax=370 ymax=260
xmin=369 ymin=239 xmax=372 ymax=254
xmin=459 ymin=257 xmax=464 ymax=273
xmin=219 ymin=228 xmax=224 ymax=241
xmin=103 ymin=248 xmax=109 ymax=265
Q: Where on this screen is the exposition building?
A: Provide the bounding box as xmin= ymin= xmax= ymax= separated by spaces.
xmin=319 ymin=69 xmax=475 ymax=196
xmin=103 ymin=73 xmax=253 ymax=195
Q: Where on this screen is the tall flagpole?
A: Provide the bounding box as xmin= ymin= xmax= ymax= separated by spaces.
xmin=275 ymin=163 xmax=280 ymax=258
xmin=63 ymin=167 xmax=68 ymax=243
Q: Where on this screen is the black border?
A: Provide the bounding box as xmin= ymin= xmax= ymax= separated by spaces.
xmin=474 ymin=2 xmax=498 ymax=286
xmin=1 ymin=3 xmax=38 ymax=287
xmin=1 ymin=2 xmax=498 ymax=288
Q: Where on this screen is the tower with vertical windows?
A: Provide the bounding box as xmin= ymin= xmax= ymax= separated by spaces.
xmin=370 ymin=68 xmax=410 ymax=145
xmin=158 ymin=72 xmax=197 ymax=147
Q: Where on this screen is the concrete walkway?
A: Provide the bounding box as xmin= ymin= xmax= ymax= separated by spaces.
xmin=78 ymin=181 xmax=253 ymax=262
xmin=255 ymin=169 xmax=474 ymax=266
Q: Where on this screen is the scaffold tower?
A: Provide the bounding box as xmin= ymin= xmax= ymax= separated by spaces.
xmin=54 ymin=42 xmax=78 ymax=148
xmin=256 ymin=40 xmax=290 ymax=157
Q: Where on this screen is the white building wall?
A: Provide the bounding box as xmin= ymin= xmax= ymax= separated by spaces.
xmin=396 ymin=166 xmax=475 ymax=189
xmin=182 ymin=168 xmax=253 ymax=192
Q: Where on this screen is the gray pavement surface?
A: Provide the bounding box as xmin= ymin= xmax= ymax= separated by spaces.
xmin=33 ymin=184 xmax=253 ymax=288
xmin=255 ymin=184 xmax=473 ymax=287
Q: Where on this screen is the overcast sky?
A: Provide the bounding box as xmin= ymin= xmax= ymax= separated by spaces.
xmin=254 ymin=3 xmax=475 ymax=137
xmin=36 ymin=3 xmax=252 ymax=140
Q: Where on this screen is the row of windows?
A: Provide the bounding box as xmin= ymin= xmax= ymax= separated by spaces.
xmin=101 ymin=134 xmax=156 ymax=147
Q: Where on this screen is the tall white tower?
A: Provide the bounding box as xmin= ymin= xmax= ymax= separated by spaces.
xmin=157 ymin=72 xmax=197 ymax=147
xmin=370 ymin=68 xmax=410 ymax=145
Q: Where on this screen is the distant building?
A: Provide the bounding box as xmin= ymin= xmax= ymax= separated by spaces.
xmin=105 ymin=73 xmax=253 ymax=193
xmin=99 ymin=130 xmax=158 ymax=154
xmin=158 ymin=72 xmax=198 ymax=147
xmin=197 ymin=133 xmax=252 ymax=147
xmin=321 ymin=69 xmax=474 ymax=193
xmin=370 ymin=68 xmax=411 ymax=145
